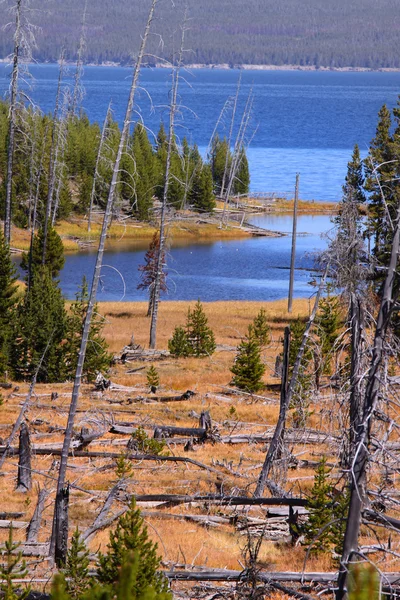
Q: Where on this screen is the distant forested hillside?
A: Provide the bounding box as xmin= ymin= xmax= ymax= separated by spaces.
xmin=1 ymin=0 xmax=400 ymax=69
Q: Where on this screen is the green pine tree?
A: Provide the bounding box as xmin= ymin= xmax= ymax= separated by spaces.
xmin=64 ymin=277 xmax=112 ymax=382
xmin=303 ymin=457 xmax=335 ymax=555
xmin=0 ymin=527 xmax=31 ymax=600
xmin=348 ymin=564 xmax=380 ymax=600
xmin=64 ymin=528 xmax=91 ymax=599
xmin=11 ymin=265 xmax=67 ymax=382
xmin=21 ymin=226 xmax=65 ymax=280
xmin=233 ymin=146 xmax=250 ymax=195
xmin=210 ymin=135 xmax=230 ymax=195
xmin=146 ymin=365 xmax=160 ymax=390
xmin=0 ymin=231 xmax=18 ymax=377
xmin=230 ymin=327 xmax=265 ymax=393
xmin=288 ymin=317 xmax=313 ymax=427
xmin=97 ymin=499 xmax=169 ymax=597
xmin=186 ymin=300 xmax=216 ymax=357
xmin=168 ymin=326 xmax=190 ymax=358
xmin=189 ymin=164 xmax=216 ymax=212
xmin=250 ymin=308 xmax=271 ymax=347
xmin=315 ymin=295 xmax=342 ymax=377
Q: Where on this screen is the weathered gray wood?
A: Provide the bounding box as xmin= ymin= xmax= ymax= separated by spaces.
xmin=16 ymin=422 xmax=31 ymax=492
xmin=82 ymin=480 xmax=125 ymax=541
xmin=154 ymin=426 xmax=207 ymax=440
xmin=54 ymin=484 xmax=69 ymax=567
xmin=26 ymin=489 xmax=49 ymax=543
xmin=288 ymin=172 xmax=300 ymax=313
xmin=130 ymin=494 xmax=308 ymax=507
xmin=0 ymin=520 xmax=29 ymax=528
xmin=254 ymin=326 xmax=290 ymax=496
xmin=336 ymin=198 xmax=400 ymax=600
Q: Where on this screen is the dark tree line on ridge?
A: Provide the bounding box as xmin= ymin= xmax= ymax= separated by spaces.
xmin=1 ymin=0 xmax=400 ymax=69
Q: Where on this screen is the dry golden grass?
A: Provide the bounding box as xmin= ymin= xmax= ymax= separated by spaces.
xmin=1 ymin=298 xmax=399 ymax=589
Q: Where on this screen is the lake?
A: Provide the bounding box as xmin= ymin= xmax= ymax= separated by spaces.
xmin=2 ymin=65 xmax=400 ymax=200
xmin=54 ymin=214 xmax=333 ymax=302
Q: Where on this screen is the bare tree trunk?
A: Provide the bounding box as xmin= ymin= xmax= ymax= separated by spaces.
xmin=149 ymin=18 xmax=186 ymax=349
xmin=254 ymin=267 xmax=328 ymax=497
xmin=42 ymin=55 xmax=64 ymax=263
xmin=27 ymin=488 xmax=49 ymax=543
xmin=49 ymin=0 xmax=158 ymax=559
xmin=88 ymin=102 xmax=112 ymax=232
xmin=348 ymin=293 xmax=364 ymax=465
xmin=70 ymin=0 xmax=87 ymax=116
xmin=254 ymin=326 xmax=290 ymax=497
xmin=4 ymin=0 xmax=22 ymax=245
xmin=336 ymin=205 xmax=400 ymax=600
xmin=16 ymin=422 xmax=31 ymax=492
xmin=220 ymin=73 xmax=241 ymax=199
xmin=288 ymin=173 xmax=300 ymax=313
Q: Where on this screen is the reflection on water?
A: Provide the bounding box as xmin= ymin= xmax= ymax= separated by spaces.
xmin=55 ymin=214 xmax=333 ymax=302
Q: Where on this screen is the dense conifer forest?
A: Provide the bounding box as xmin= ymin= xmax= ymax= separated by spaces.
xmin=1 ymin=0 xmax=400 ymax=69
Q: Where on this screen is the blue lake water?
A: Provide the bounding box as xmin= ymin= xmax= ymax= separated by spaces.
xmin=53 ymin=214 xmax=333 ymax=302
xmin=2 ymin=65 xmax=400 ymax=200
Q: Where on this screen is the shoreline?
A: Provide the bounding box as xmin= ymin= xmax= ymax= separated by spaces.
xmin=1 ymin=59 xmax=400 ymax=73
xmin=9 ymin=200 xmax=337 ymax=253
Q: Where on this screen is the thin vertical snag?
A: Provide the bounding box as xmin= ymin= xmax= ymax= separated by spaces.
xmin=149 ymin=16 xmax=187 ymax=350
xmin=4 ymin=0 xmax=22 ymax=245
xmin=254 ymin=267 xmax=328 ymax=497
xmin=49 ymin=0 xmax=158 ymax=559
xmin=87 ymin=102 xmax=112 ymax=232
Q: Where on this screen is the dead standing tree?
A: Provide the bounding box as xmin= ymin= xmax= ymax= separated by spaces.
xmin=87 ymin=102 xmax=112 ymax=231
xmin=149 ymin=18 xmax=187 ymax=349
xmin=336 ymin=198 xmax=400 ymax=599
xmin=254 ymin=267 xmax=328 ymax=497
xmin=49 ymin=0 xmax=159 ymax=564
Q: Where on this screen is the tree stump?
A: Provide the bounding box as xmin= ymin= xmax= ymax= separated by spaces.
xmin=54 ymin=484 xmax=69 ymax=567
xmin=16 ymin=422 xmax=32 ymax=492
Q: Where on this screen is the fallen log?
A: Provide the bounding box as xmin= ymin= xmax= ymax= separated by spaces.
xmin=0 ymin=446 xmax=222 ymax=474
xmin=131 ymin=494 xmax=308 ymax=507
xmin=154 ymin=426 xmax=207 ymax=440
xmin=26 ymin=489 xmax=50 ymax=543
xmin=0 ymin=520 xmax=29 ymax=528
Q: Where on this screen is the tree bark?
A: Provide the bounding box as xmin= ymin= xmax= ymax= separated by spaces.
xmin=27 ymin=488 xmax=49 ymax=543
xmin=54 ymin=484 xmax=69 ymax=567
xmin=16 ymin=422 xmax=31 ymax=492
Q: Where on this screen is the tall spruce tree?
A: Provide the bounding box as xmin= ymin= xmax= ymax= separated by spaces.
xmin=11 ymin=265 xmax=67 ymax=382
xmin=0 ymin=231 xmax=18 ymax=377
xmin=137 ymin=233 xmax=167 ymax=317
xmin=21 ymin=226 xmax=65 ymax=281
xmin=234 ymin=146 xmax=250 ymax=195
xmin=189 ymin=164 xmax=215 ymax=212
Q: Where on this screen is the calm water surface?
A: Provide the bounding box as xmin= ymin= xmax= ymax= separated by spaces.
xmin=2 ymin=65 xmax=400 ymax=200
xmin=55 ymin=214 xmax=333 ymax=302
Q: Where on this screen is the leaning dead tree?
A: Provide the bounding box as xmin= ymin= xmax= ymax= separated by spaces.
xmin=149 ymin=18 xmax=187 ymax=349
xmin=336 ymin=198 xmax=400 ymax=599
xmin=49 ymin=0 xmax=158 ymax=563
xmin=254 ymin=267 xmax=328 ymax=497
xmin=220 ymin=72 xmax=241 ymax=199
xmin=87 ymin=102 xmax=112 ymax=231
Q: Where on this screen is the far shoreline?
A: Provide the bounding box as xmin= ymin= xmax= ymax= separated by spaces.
xmin=1 ymin=59 xmax=400 ymax=74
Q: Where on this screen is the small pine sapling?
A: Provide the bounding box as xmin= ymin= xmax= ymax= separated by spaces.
xmin=348 ymin=563 xmax=380 ymax=600
xmin=146 ymin=365 xmax=160 ymax=392
xmin=168 ymin=326 xmax=190 ymax=357
xmin=97 ymin=499 xmax=169 ymax=597
xmin=0 ymin=526 xmax=31 ymax=600
xmin=129 ymin=426 xmax=166 ymax=456
xmin=186 ymin=300 xmax=216 ymax=357
xmin=303 ymin=457 xmax=335 ymax=555
xmin=64 ymin=528 xmax=91 ymax=599
xmin=230 ymin=327 xmax=265 ymax=393
xmin=251 ymin=308 xmax=271 ymax=347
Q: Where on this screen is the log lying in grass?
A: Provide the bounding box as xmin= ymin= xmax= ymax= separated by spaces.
xmin=154 ymin=426 xmax=207 ymax=440
xmin=131 ymin=494 xmax=309 ymax=507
